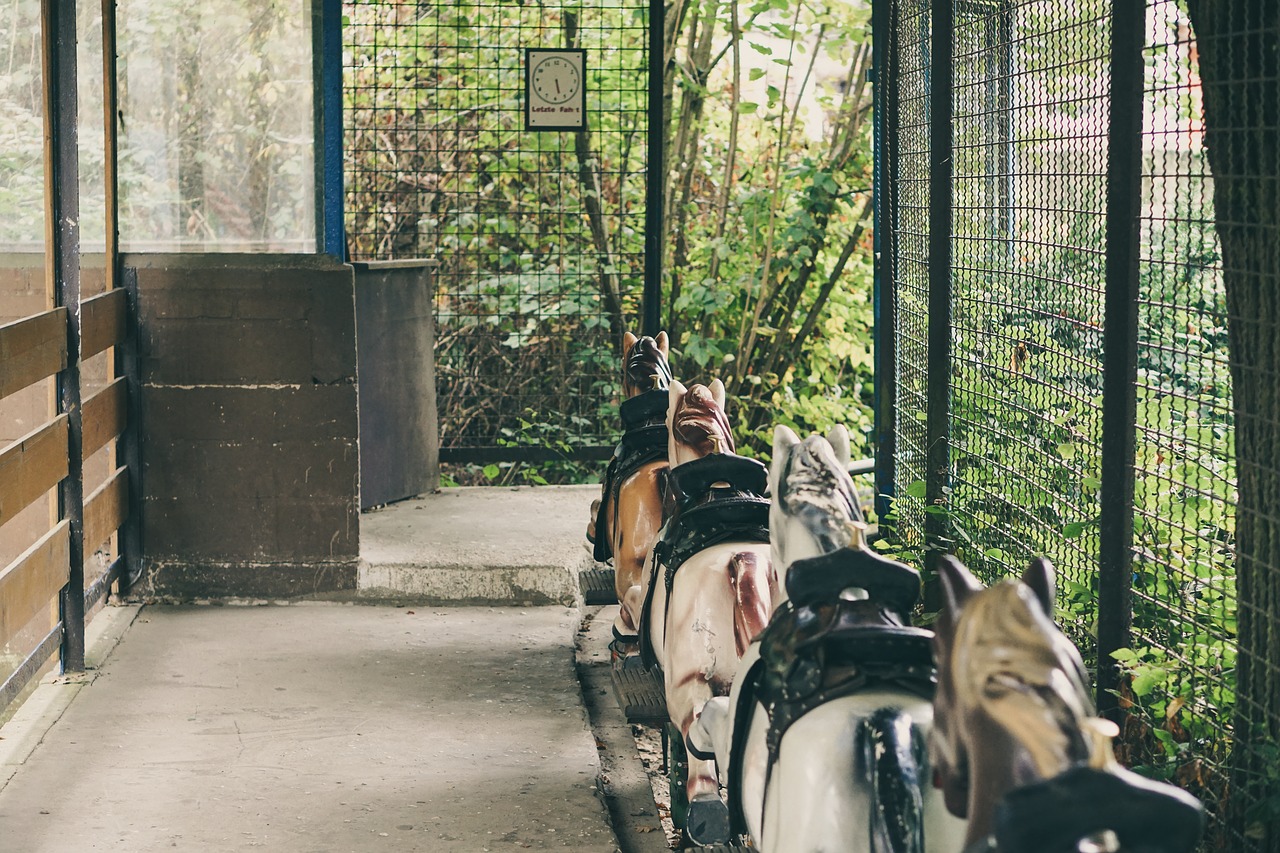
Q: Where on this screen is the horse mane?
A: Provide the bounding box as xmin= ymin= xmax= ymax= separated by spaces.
xmin=944 ymin=580 xmax=1096 ymax=774
xmin=777 ymin=434 xmax=861 ymax=523
xmin=672 ymin=384 xmax=734 ymax=456
xmin=623 ymin=335 xmax=672 ymax=396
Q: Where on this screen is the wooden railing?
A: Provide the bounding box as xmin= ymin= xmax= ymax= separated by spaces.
xmin=0 ymin=284 xmax=137 ymax=712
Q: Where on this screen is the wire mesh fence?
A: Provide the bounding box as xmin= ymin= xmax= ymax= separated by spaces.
xmin=879 ymin=1 xmax=1273 ymax=848
xmin=343 ymin=0 xmax=649 ymax=471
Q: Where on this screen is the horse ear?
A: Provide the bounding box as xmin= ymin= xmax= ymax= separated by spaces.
xmin=622 ymin=331 xmax=638 ymax=355
xmin=655 ymin=331 xmax=669 ymax=359
xmin=936 ymin=554 xmax=981 ymax=622
xmin=1021 ymin=556 xmax=1056 ymax=617
xmin=826 ymin=424 xmax=851 ymax=467
xmin=709 ymin=378 xmax=726 ymax=410
xmin=770 ymin=424 xmax=800 ymax=493
xmin=667 ymin=379 xmax=687 ymax=420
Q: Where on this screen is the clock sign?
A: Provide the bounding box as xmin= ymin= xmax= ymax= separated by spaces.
xmin=525 ymin=49 xmax=586 ymax=131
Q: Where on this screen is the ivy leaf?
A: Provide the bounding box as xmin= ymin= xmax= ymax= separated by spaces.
xmin=749 ymin=67 xmax=766 ymax=81
xmin=905 ymin=480 xmax=927 ymax=499
xmin=482 ymin=464 xmax=500 ymax=480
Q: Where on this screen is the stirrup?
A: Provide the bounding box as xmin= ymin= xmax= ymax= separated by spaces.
xmin=608 ymin=635 xmax=644 ymax=670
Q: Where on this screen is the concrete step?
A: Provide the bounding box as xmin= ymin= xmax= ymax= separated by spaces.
xmin=358 ymin=485 xmax=600 ymax=605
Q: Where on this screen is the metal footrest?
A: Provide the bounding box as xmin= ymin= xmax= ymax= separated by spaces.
xmin=579 ymin=568 xmax=618 ymax=605
xmin=611 ymin=664 xmax=667 ymax=725
xmin=699 ymin=845 xmax=751 ymax=852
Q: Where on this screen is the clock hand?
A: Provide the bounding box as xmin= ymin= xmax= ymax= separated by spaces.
xmin=555 ymin=79 xmax=561 ymax=95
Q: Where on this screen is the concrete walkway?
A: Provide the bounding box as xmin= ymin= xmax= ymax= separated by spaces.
xmin=0 ymin=487 xmax=639 ymax=853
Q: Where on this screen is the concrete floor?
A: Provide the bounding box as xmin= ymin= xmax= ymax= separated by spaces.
xmin=0 ymin=487 xmax=642 ymax=853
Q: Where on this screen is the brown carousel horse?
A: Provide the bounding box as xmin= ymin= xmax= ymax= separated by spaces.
xmin=639 ymin=379 xmax=777 ymax=845
xmin=587 ymin=331 xmax=672 ymax=654
xmin=932 ymin=555 xmax=1205 ymax=853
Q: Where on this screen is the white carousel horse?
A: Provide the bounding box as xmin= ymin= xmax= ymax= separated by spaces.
xmin=931 ymin=555 xmax=1205 ymax=853
xmin=587 ymin=331 xmax=672 ymax=653
xmin=638 ymin=379 xmax=777 ymax=845
xmin=691 ymin=425 xmax=966 ymax=852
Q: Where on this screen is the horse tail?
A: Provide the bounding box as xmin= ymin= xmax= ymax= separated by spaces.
xmin=859 ymin=707 xmax=926 ymax=853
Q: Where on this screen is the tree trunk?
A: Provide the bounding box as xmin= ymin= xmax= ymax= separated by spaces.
xmin=1183 ymin=1 xmax=1280 ymax=848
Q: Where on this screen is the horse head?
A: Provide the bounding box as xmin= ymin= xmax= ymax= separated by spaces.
xmin=768 ymin=425 xmax=863 ymax=572
xmin=931 ymin=555 xmax=1104 ymax=843
xmin=667 ymin=379 xmax=734 ymax=467
xmin=621 ymin=331 xmax=671 ymax=398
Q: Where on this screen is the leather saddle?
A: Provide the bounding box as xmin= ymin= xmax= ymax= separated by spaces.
xmin=784 ymin=544 xmax=924 ymax=613
xmin=992 ymin=765 xmax=1206 ymax=853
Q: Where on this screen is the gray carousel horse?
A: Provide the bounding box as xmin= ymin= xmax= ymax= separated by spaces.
xmin=931 ymin=555 xmax=1206 ymax=853
xmin=692 ymin=426 xmax=965 ymax=852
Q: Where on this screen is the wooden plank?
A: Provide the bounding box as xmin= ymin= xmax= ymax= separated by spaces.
xmin=0 ymin=308 xmax=67 ymax=401
xmin=611 ymin=666 xmax=669 ymax=726
xmin=0 ymin=521 xmax=69 ymax=645
xmin=0 ymin=416 xmax=69 ymax=528
xmin=81 ymin=287 xmax=126 ymax=360
xmin=81 ymin=376 xmax=126 ymax=461
xmin=84 ymin=466 xmax=127 ymax=554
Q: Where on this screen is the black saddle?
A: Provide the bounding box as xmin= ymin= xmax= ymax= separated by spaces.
xmin=669 ymin=452 xmax=770 ymax=503
xmin=784 ymin=544 xmax=923 ymax=613
xmin=723 ymin=593 xmax=936 ymax=836
xmin=993 ymin=765 xmax=1206 ymax=853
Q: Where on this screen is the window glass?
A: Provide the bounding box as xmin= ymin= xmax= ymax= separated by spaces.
xmin=118 ymin=1 xmax=316 ymax=251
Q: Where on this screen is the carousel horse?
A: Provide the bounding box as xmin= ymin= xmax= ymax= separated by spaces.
xmin=931 ymin=555 xmax=1205 ymax=853
xmin=587 ymin=331 xmax=672 ymax=653
xmin=639 ymin=379 xmax=777 ymax=845
xmin=691 ymin=425 xmax=965 ymax=852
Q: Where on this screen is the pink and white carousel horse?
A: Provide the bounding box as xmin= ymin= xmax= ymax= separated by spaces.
xmin=691 ymin=425 xmax=965 ymax=852
xmin=638 ymin=379 xmax=777 ymax=845
xmin=587 ymin=332 xmax=672 ymax=653
xmin=931 ymin=555 xmax=1205 ymax=853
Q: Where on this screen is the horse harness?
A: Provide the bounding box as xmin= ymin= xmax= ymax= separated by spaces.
xmin=593 ymin=388 xmax=670 ymax=563
xmin=637 ymin=453 xmax=771 ymax=668
xmin=723 ymin=550 xmax=937 ymax=837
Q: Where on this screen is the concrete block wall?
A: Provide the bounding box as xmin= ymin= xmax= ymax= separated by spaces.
xmin=127 ymin=254 xmax=360 ymax=600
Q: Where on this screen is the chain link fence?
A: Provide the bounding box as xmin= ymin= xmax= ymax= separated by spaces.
xmin=878 ymin=2 xmax=1269 ymax=848
xmin=344 ymin=0 xmax=649 ymax=470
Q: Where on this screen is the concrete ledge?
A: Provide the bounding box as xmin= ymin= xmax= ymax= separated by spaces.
xmin=358 ymin=485 xmax=601 ymax=605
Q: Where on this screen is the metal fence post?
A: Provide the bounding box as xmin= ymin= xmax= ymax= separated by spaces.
xmin=925 ymin=0 xmax=954 ymax=561
xmin=642 ymin=0 xmax=664 ymax=337
xmin=315 ymin=0 xmax=346 ymax=259
xmin=43 ymin=0 xmax=85 ymax=672
xmin=1096 ymin=0 xmax=1146 ymax=720
xmin=873 ymin=0 xmax=901 ymax=522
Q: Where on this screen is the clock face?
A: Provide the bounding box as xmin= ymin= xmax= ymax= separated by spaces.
xmin=531 ymin=56 xmax=581 ymax=105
